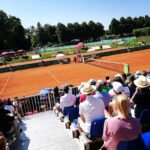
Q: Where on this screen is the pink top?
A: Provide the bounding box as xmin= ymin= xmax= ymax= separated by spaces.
xmin=80 ymin=94 xmax=86 ymax=103
xmin=80 ymin=92 xmax=96 ymax=103
xmin=102 ymin=116 xmax=141 ymax=150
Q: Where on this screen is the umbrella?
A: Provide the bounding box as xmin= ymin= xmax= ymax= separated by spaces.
xmin=39 ymin=88 xmax=52 ymax=97
xmin=9 ymin=51 xmax=16 ymax=54
xmin=87 ymin=49 xmax=96 ymax=52
xmin=1 ymin=52 xmax=9 ymax=55
xmin=56 ymin=53 xmax=65 ymax=59
xmin=75 ymin=42 xmax=84 ymax=49
xmin=17 ymin=49 xmax=24 ymax=52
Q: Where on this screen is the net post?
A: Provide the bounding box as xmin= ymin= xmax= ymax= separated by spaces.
xmin=124 ymin=64 xmax=130 ymax=74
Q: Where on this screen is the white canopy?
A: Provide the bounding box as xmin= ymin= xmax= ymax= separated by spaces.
xmin=56 ymin=53 xmax=65 ymax=59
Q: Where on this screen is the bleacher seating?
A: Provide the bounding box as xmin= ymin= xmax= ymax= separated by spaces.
xmin=140 ymin=109 xmax=150 ymax=132
xmin=79 ymin=117 xmax=105 ymax=150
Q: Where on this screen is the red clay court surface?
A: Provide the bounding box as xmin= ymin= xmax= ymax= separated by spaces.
xmin=0 ymin=49 xmax=150 ymax=99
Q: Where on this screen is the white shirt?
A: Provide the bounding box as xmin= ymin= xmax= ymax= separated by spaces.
xmin=4 ymin=105 xmax=15 ymax=113
xmin=79 ymin=95 xmax=105 ymax=124
xmin=60 ymin=93 xmax=76 ymax=110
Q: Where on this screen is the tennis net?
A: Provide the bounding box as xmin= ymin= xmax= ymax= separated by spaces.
xmin=83 ymin=57 xmax=130 ymax=74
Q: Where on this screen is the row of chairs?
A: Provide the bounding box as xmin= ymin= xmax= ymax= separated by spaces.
xmin=56 ymin=107 xmax=150 ymax=150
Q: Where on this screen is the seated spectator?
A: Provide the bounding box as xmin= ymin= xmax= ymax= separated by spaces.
xmin=127 ymin=75 xmax=136 ymax=98
xmin=102 ymin=94 xmax=141 ymax=150
xmin=0 ymin=132 xmax=6 ymax=150
xmin=109 ymin=81 xmax=124 ymax=98
xmin=104 ymin=76 xmax=112 ymax=88
xmin=88 ymin=79 xmax=96 ymax=86
xmin=141 ymin=70 xmax=148 ymax=77
xmin=135 ymin=70 xmax=142 ymax=79
xmin=52 ymin=86 xmax=60 ymax=103
xmin=108 ymin=82 xmax=125 ymax=116
xmin=0 ymin=101 xmax=14 ymax=137
xmin=94 ymin=80 xmax=111 ymax=109
xmin=114 ymin=76 xmax=130 ymax=97
xmin=60 ymin=84 xmax=76 ymax=114
xmin=78 ymin=83 xmax=105 ymax=134
xmin=131 ymin=75 xmax=150 ymax=118
xmin=121 ymin=73 xmax=127 ymax=83
xmin=79 ymin=81 xmax=96 ymax=103
xmin=4 ymin=98 xmax=15 ymax=113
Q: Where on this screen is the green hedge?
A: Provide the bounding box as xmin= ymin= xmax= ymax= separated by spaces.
xmin=133 ymin=27 xmax=150 ymax=37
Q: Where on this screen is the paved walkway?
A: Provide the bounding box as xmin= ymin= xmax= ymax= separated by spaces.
xmin=15 ymin=111 xmax=80 ymax=150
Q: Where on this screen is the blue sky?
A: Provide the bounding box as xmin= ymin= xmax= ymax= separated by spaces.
xmin=0 ymin=0 xmax=150 ymax=29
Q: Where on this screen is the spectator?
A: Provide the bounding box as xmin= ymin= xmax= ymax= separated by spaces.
xmin=94 ymin=80 xmax=111 ymax=109
xmin=141 ymin=70 xmax=147 ymax=77
xmin=79 ymin=81 xmax=96 ymax=103
xmin=73 ymin=56 xmax=77 ymax=63
xmin=114 ymin=77 xmax=130 ymax=97
xmin=78 ymin=83 xmax=105 ymax=134
xmin=102 ymin=94 xmax=141 ymax=150
xmin=0 ymin=101 xmax=14 ymax=137
xmin=0 ymin=132 xmax=6 ymax=150
xmin=131 ymin=75 xmax=150 ymax=118
xmin=53 ymin=86 xmax=60 ymax=103
xmin=88 ymin=79 xmax=96 ymax=86
xmin=4 ymin=98 xmax=15 ymax=113
xmin=127 ymin=75 xmax=136 ymax=98
xmin=109 ymin=81 xmax=124 ymax=98
xmin=60 ymin=84 xmax=76 ymax=113
xmin=135 ymin=70 xmax=142 ymax=79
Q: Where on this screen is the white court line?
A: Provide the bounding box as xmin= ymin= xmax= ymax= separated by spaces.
xmin=48 ymin=71 xmax=60 ymax=84
xmin=0 ymin=73 xmax=12 ymax=96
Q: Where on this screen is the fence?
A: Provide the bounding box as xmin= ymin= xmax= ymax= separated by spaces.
xmin=38 ymin=37 xmax=136 ymax=53
xmin=16 ymin=87 xmax=79 ymax=117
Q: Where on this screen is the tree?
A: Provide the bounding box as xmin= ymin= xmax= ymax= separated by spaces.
xmin=0 ymin=10 xmax=9 ymax=49
xmin=109 ymin=18 xmax=120 ymax=35
xmin=56 ymin=23 xmax=67 ymax=43
xmin=0 ymin=10 xmax=29 ymax=51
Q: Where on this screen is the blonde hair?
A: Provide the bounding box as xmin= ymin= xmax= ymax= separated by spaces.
xmin=115 ymin=94 xmax=130 ymax=117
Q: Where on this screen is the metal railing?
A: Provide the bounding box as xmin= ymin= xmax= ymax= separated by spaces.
xmin=15 ymin=87 xmax=79 ymax=117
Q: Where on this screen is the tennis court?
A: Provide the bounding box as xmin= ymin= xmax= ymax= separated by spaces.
xmin=0 ymin=49 xmax=150 ymax=99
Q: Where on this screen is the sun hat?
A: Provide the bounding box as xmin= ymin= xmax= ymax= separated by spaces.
xmin=96 ymin=80 xmax=104 ymax=89
xmin=134 ymin=75 xmax=150 ymax=88
xmin=80 ymin=83 xmax=96 ymax=95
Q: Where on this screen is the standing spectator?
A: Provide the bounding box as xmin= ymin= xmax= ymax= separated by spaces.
xmin=131 ymin=75 xmax=150 ymax=118
xmin=102 ymin=94 xmax=141 ymax=150
xmin=73 ymin=56 xmax=77 ymax=63
xmin=78 ymin=83 xmax=105 ymax=134
xmin=9 ymin=65 xmax=13 ymax=72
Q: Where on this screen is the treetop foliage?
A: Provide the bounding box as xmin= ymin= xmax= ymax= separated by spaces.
xmin=0 ymin=9 xmax=150 ymax=51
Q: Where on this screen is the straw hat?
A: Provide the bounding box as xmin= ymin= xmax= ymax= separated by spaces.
xmin=134 ymin=75 xmax=150 ymax=88
xmin=80 ymin=83 xmax=95 ymax=95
